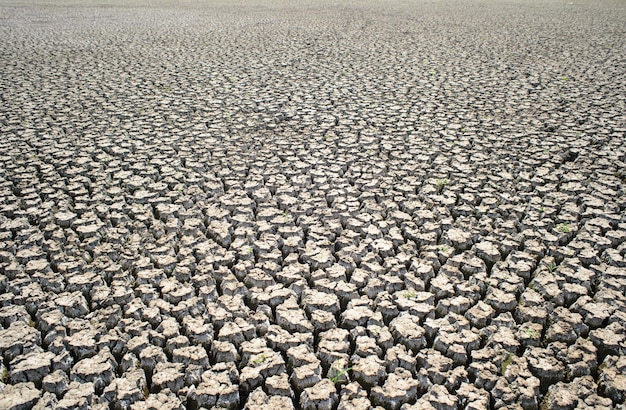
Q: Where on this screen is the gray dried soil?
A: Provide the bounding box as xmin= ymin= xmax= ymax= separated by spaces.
xmin=0 ymin=0 xmax=625 ymax=409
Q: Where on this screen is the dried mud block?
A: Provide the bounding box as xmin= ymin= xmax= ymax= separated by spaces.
xmin=0 ymin=382 xmax=42 ymax=410
xmin=266 ymin=325 xmax=313 ymax=352
xmin=337 ymin=381 xmax=372 ymax=410
xmin=239 ymin=349 xmax=285 ymax=393
xmin=300 ymin=378 xmax=339 ymax=410
xmin=0 ymin=321 xmax=41 ymax=362
xmin=172 ymin=345 xmax=210 ymax=369
xmin=413 ymin=385 xmax=458 ymax=410
xmin=101 ymin=368 xmax=148 ymax=409
xmin=303 ymin=288 xmax=341 ymax=315
xmin=589 ymin=322 xmax=626 ymax=357
xmin=42 ymin=369 xmax=70 ymax=397
xmin=385 ymin=344 xmax=416 ymax=374
xmin=545 ymin=307 xmax=589 ymax=344
xmin=389 ymin=313 xmax=427 ymax=353
xmin=265 ymin=373 xmax=294 ymax=398
xmin=465 ymin=300 xmax=495 ymax=328
xmin=371 ymin=368 xmax=418 ymax=410
xmin=415 ymin=348 xmax=454 ymax=390
xmin=351 ymin=355 xmax=386 ymax=388
xmin=525 ymin=346 xmax=566 ymax=387
xmin=190 ymin=369 xmax=240 ymax=409
xmin=341 ymin=299 xmax=382 ymax=329
xmin=211 ymin=340 xmax=239 ymax=363
xmin=9 ymin=351 xmax=56 ymax=384
xmin=484 ymin=287 xmax=517 ymax=313
xmin=317 ymin=328 xmax=350 ymax=368
xmin=151 ymin=362 xmax=185 ymax=394
xmin=244 ymin=388 xmax=295 ymax=410
xmin=456 ymin=382 xmax=490 ymax=410
xmin=56 ymin=381 xmax=95 ymax=410
xmin=70 ymin=348 xmax=116 ymax=393
xmin=276 ymin=297 xmax=314 ymax=333
xmin=598 ymin=355 xmax=626 ymax=404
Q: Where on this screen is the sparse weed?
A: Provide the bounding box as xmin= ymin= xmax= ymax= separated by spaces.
xmin=548 ymin=261 xmax=557 ymax=273
xmin=435 ymin=178 xmax=449 ymax=189
xmin=501 ymin=352 xmax=515 ymax=375
xmin=557 ymin=222 xmax=570 ymax=233
xmin=523 ymin=327 xmax=540 ymax=339
xmin=252 ymin=353 xmax=267 ymax=365
xmin=403 ymin=290 xmax=417 ymax=299
xmin=329 ymin=361 xmax=351 ymax=384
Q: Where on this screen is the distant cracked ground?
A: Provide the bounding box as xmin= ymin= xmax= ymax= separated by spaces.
xmin=1 ymin=0 xmax=625 ymax=409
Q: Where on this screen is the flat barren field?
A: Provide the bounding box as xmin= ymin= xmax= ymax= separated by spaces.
xmin=0 ymin=0 xmax=625 ymax=409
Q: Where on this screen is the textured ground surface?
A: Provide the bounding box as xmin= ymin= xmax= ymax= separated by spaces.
xmin=1 ymin=0 xmax=625 ymax=409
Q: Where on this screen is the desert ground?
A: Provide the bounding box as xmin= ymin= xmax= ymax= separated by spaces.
xmin=0 ymin=0 xmax=625 ymax=409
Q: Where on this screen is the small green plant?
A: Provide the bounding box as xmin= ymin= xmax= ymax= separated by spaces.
xmin=252 ymin=353 xmax=268 ymax=364
xmin=403 ymin=290 xmax=417 ymax=299
xmin=523 ymin=327 xmax=540 ymax=339
xmin=539 ymin=207 xmax=545 ymax=214
xmin=557 ymin=222 xmax=570 ymax=233
xmin=252 ymin=353 xmax=267 ymax=365
xmin=547 ymin=261 xmax=557 ymax=273
xmin=561 ymin=76 xmax=569 ymax=81
xmin=435 ymin=178 xmax=449 ymax=189
xmin=329 ymin=362 xmax=351 ymax=384
xmin=437 ymin=245 xmax=449 ymax=253
xmin=501 ymin=352 xmax=515 ymax=375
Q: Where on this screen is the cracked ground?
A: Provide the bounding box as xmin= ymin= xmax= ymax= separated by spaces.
xmin=0 ymin=0 xmax=625 ymax=409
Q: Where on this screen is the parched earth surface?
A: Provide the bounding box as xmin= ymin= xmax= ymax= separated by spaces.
xmin=1 ymin=0 xmax=625 ymax=409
